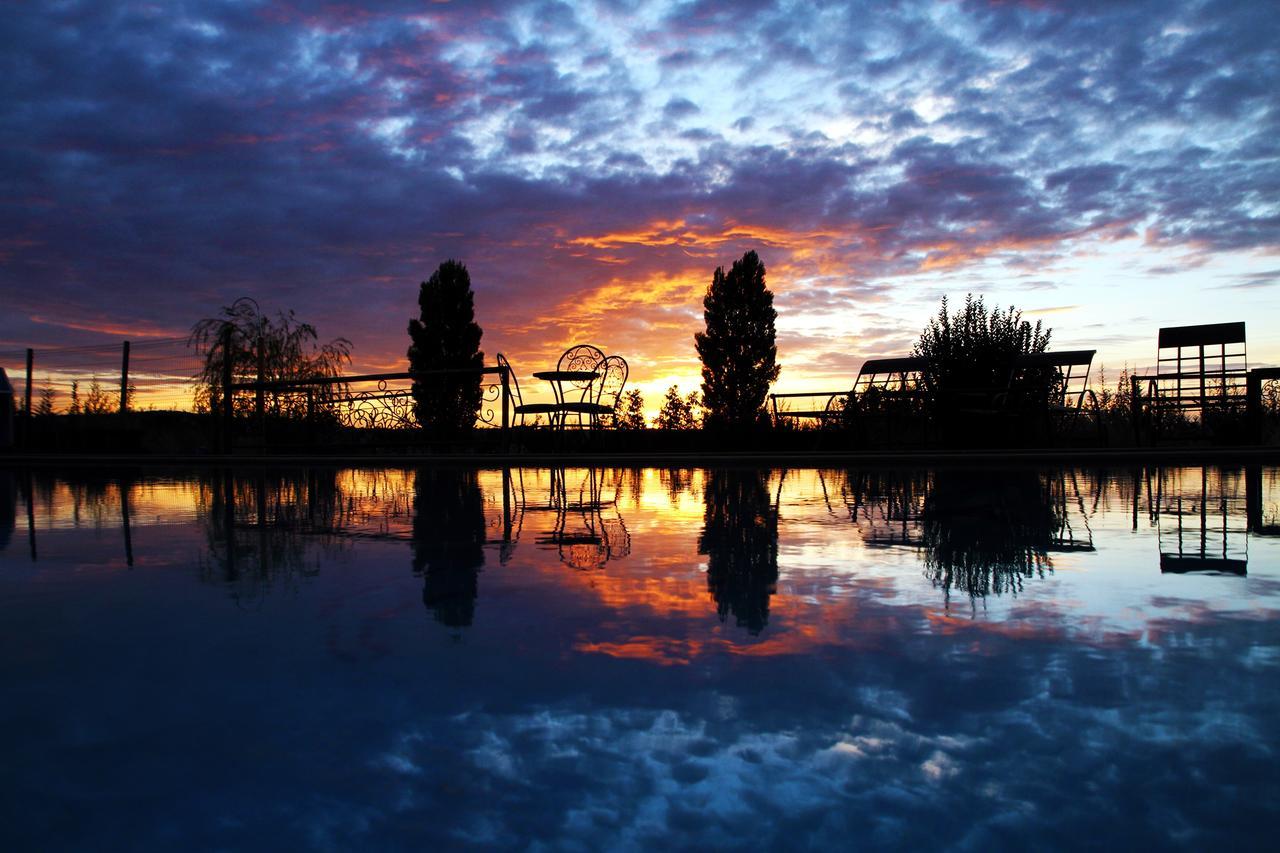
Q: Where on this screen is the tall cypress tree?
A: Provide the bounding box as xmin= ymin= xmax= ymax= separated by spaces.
xmin=407 ymin=260 xmax=484 ymax=432
xmin=694 ymin=250 xmax=779 ymax=428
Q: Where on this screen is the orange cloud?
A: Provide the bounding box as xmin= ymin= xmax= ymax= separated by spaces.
xmin=29 ymin=315 xmax=185 ymax=338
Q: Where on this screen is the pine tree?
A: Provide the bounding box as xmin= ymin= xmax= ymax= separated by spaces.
xmin=694 ymin=250 xmax=779 ymax=428
xmin=407 ymin=260 xmax=485 ymax=432
xmin=84 ymin=378 xmax=111 ymax=415
xmin=69 ymin=381 xmax=81 ymax=415
xmin=35 ymin=386 xmax=56 ymax=416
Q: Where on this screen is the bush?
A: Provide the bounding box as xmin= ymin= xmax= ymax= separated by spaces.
xmin=913 ymin=294 xmax=1050 ymax=438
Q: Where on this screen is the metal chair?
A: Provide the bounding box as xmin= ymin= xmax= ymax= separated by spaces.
xmin=556 ymin=344 xmax=606 ymax=428
xmin=496 ymin=353 xmax=560 ymax=427
xmin=559 ymin=354 xmax=628 ymax=428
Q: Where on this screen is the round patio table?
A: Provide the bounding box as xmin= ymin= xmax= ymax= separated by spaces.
xmin=533 ymin=370 xmax=599 ymax=429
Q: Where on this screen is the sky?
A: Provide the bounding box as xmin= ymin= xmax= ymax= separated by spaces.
xmin=2 ymin=0 xmax=1278 ymax=408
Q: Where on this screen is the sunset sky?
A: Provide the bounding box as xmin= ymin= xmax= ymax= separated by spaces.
xmin=2 ymin=0 xmax=1277 ymax=407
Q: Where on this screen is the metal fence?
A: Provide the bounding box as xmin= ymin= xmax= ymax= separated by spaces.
xmin=0 ymin=338 xmax=201 ymax=415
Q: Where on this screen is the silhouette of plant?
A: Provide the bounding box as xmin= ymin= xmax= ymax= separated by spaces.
xmin=68 ymin=381 xmax=80 ymax=415
xmin=190 ymin=297 xmax=351 ymax=418
xmin=84 ymin=377 xmax=113 ymax=415
xmin=913 ymin=294 xmax=1050 ymax=430
xmin=617 ymin=389 xmax=647 ymax=429
xmin=695 ymin=250 xmax=779 ymax=429
xmin=407 ymin=260 xmax=485 ymax=432
xmin=35 ymin=386 xmax=55 ymax=416
xmin=655 ymin=385 xmax=700 ymax=430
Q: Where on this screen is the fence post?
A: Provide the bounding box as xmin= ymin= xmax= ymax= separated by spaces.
xmin=1130 ymin=375 xmax=1142 ymax=446
xmin=1247 ymin=370 xmax=1262 ymax=445
xmin=24 ymin=348 xmax=33 ymax=449
xmin=306 ymin=389 xmax=315 ymax=446
xmin=119 ymin=340 xmax=130 ymax=414
xmin=220 ymin=325 xmax=234 ymax=454
xmin=256 ymin=336 xmax=265 ymax=448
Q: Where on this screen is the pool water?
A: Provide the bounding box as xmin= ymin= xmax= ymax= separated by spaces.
xmin=1 ymin=465 xmax=1278 ymax=850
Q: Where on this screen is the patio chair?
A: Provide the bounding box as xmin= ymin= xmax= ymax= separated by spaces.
xmin=554 ymin=344 xmax=606 ymax=428
xmin=559 ymin=354 xmax=628 ymax=428
xmin=496 ymin=353 xmax=561 ymax=427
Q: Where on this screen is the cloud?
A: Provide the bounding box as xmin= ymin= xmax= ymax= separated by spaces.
xmin=0 ymin=0 xmax=1276 ymax=380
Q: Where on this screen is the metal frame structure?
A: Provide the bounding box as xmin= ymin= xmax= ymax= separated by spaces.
xmin=769 ymin=355 xmax=925 ymax=425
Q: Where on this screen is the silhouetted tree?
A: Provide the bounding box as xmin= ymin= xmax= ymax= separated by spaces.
xmin=699 ymin=469 xmax=779 ymax=634
xmin=35 ymin=386 xmax=55 ymax=417
xmin=655 ymin=385 xmax=699 ymax=430
xmin=190 ymin=297 xmax=351 ymax=417
xmin=695 ymin=250 xmax=779 ymax=429
xmin=68 ymin=381 xmax=80 ymax=415
xmin=407 ymin=260 xmax=485 ymax=432
xmin=84 ymin=377 xmax=112 ymax=415
xmin=412 ymin=468 xmax=486 ymax=628
xmin=617 ymin=389 xmax=647 ymax=429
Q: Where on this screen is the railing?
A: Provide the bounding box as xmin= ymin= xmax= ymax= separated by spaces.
xmin=221 ymin=365 xmax=511 ymax=452
xmin=1132 ymin=368 xmax=1279 ymax=444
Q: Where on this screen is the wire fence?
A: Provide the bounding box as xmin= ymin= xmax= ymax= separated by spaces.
xmin=0 ymin=337 xmax=203 ymax=414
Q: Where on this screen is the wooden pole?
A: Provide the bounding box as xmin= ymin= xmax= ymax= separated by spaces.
xmin=221 ymin=325 xmax=234 ymax=454
xmin=1130 ymin=374 xmax=1142 ymax=446
xmin=255 ymin=336 xmax=265 ymax=421
xmin=256 ymin=336 xmax=265 ymax=449
xmin=23 ymin=348 xmax=33 ymax=447
xmin=119 ymin=340 xmax=130 ymax=414
xmin=1247 ymin=370 xmax=1262 ymax=445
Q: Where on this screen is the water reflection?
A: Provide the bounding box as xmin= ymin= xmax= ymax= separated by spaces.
xmin=834 ymin=469 xmax=928 ymax=547
xmin=698 ymin=468 xmax=780 ymax=634
xmin=3 ymin=463 xmax=1280 ymax=848
xmin=1142 ymin=467 xmax=1249 ymax=574
xmin=412 ymin=468 xmax=486 ymax=628
xmin=511 ymin=468 xmax=631 ymax=571
xmin=919 ymin=468 xmax=1061 ymax=597
xmin=6 ymin=464 xmax=1278 ymax=602
xmin=0 ymin=469 xmax=14 ymax=551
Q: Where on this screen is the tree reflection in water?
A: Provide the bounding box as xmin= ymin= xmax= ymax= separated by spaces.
xmin=699 ymin=469 xmax=779 ymax=635
xmin=412 ymin=468 xmax=486 ymax=628
xmin=201 ymin=469 xmax=345 ymax=605
xmin=920 ymin=468 xmax=1061 ymax=598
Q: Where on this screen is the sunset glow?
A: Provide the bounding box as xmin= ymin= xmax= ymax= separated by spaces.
xmin=2 ymin=1 xmax=1277 ymax=410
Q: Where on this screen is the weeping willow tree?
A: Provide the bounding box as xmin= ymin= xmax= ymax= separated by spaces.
xmin=189 ymin=297 xmax=351 ymax=418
